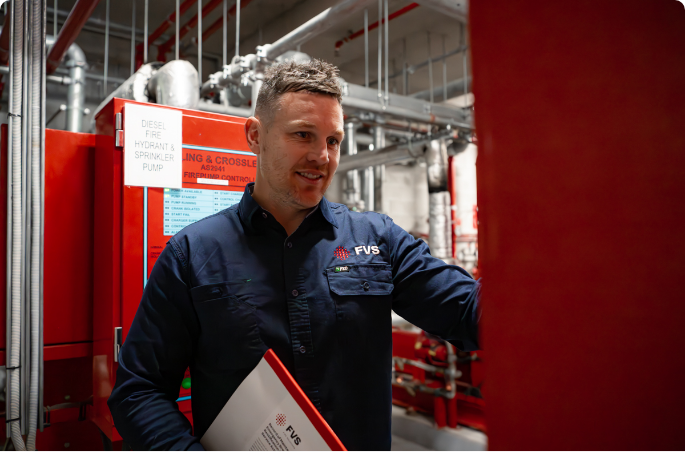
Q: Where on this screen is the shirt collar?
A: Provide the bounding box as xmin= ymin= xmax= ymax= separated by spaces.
xmin=238 ymin=183 xmax=338 ymax=232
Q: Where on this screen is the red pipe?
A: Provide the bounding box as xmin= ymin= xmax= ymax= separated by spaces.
xmin=334 ymin=3 xmax=419 ymax=53
xmin=0 ymin=12 xmax=11 ymax=65
xmin=156 ymin=0 xmax=224 ymax=61
xmin=200 ymin=0 xmax=253 ymax=44
xmin=46 ymin=0 xmax=101 ymax=74
xmin=134 ymin=0 xmax=197 ymax=67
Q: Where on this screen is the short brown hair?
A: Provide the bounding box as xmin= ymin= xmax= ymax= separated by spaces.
xmin=255 ymin=59 xmax=343 ymax=124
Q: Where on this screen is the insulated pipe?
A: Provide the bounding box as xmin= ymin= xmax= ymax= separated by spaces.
xmin=415 ymin=0 xmax=467 ymax=23
xmin=45 ymin=0 xmax=99 ymax=74
xmin=27 ymin=0 xmax=43 ymax=445
xmin=341 ymin=95 xmax=471 ymax=129
xmin=264 ymin=0 xmax=375 ymax=61
xmin=342 ymin=122 xmax=360 ymax=209
xmin=64 ymin=43 xmax=85 ymax=131
xmin=8 ymin=0 xmax=26 ymax=447
xmin=373 ymin=126 xmax=384 ymax=213
xmin=337 ymin=134 xmax=448 ymax=172
xmin=147 ymin=59 xmax=200 ymax=109
xmin=426 ymin=139 xmax=452 ymax=261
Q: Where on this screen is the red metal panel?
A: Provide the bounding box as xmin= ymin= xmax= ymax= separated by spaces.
xmin=470 ymin=1 xmax=685 ymax=449
xmin=93 ymin=98 xmax=254 ymax=440
xmin=44 ymin=129 xmax=96 ymax=345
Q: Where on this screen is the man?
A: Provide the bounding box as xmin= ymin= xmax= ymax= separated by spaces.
xmin=108 ymin=59 xmax=480 ymax=450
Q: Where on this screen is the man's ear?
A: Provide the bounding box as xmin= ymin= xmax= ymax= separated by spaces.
xmin=245 ymin=116 xmax=262 ymax=155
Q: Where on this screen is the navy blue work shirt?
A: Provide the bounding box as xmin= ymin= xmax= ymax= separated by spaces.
xmin=108 ymin=183 xmax=480 ymax=451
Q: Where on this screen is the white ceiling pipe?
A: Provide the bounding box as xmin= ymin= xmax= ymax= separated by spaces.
xmin=264 ymin=0 xmax=376 ymax=61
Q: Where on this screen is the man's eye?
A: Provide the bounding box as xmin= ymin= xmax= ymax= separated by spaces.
xmin=328 ymin=138 xmax=339 ymax=146
xmin=296 ymin=132 xmax=308 ymax=138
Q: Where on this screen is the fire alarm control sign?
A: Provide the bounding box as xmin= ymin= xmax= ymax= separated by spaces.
xmin=124 ymin=104 xmax=182 ymax=189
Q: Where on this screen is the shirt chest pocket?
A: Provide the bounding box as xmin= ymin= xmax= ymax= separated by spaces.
xmin=326 ymin=264 xmax=394 ymax=303
xmin=190 ymin=282 xmax=266 ymax=372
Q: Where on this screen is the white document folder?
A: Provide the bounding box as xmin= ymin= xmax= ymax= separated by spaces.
xmin=201 ymin=349 xmax=346 ymax=451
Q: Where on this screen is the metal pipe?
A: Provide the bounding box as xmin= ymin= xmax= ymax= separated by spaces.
xmin=52 ymin=0 xmax=56 ymax=37
xmin=415 ymin=0 xmax=468 ymax=23
xmin=235 ymin=0 xmax=240 ymax=57
xmin=197 ymin=0 xmax=201 ymax=82
xmin=27 ymin=0 xmax=44 ymax=445
xmin=8 ymin=0 xmax=26 ymax=446
xmin=175 ymin=0 xmax=179 ymax=60
xmin=373 ymin=126 xmax=384 ymax=213
xmin=442 ymin=35 xmax=447 ymax=102
xmin=147 ymin=59 xmax=200 ymax=109
xmin=222 ymin=0 xmax=226 ymax=65
xmin=426 ymin=139 xmax=452 ymax=261
xmin=130 ymin=0 xmax=135 ymax=75
xmin=39 ymin=0 xmax=46 ymax=430
xmin=342 ymin=95 xmax=470 ymax=129
xmin=343 ymin=122 xmax=360 ymax=209
xmin=338 ymin=134 xmax=443 ymax=172
xmin=383 ymin=0 xmax=388 ymax=103
xmin=103 ymin=0 xmax=109 ymax=97
xmin=64 ymin=43 xmax=86 ymax=132
xmin=364 ymin=9 xmax=368 ymax=88
xmin=47 ymin=5 xmax=146 ymax=36
xmin=402 ymin=37 xmax=407 ymax=95
xmin=45 ymin=0 xmax=99 ymax=74
xmin=377 ymin=0 xmax=381 ymax=102
xmin=143 ymin=0 xmax=147 ymax=62
xmin=427 ymin=32 xmax=433 ymax=104
xmin=265 ymin=0 xmax=375 ymax=61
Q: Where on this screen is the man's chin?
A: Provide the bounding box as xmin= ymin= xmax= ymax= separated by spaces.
xmin=292 ymin=191 xmax=324 ymax=210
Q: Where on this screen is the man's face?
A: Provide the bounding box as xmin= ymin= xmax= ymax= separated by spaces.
xmin=247 ymin=91 xmax=344 ymax=210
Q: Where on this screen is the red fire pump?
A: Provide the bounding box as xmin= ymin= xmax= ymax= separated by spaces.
xmin=391 ymin=328 xmax=486 ymax=432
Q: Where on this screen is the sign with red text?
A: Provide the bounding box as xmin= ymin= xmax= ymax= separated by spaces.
xmin=124 ymin=104 xmax=182 ymax=188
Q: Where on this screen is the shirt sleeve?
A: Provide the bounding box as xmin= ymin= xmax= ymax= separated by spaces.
xmin=108 ymin=243 xmax=204 ymax=451
xmin=386 ymin=218 xmax=481 ymax=351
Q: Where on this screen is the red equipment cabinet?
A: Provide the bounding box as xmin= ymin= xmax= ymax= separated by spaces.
xmin=1 ymin=126 xmax=102 ymax=448
xmin=91 ymin=98 xmax=256 ymax=442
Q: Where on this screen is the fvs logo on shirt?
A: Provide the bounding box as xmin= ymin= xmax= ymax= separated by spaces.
xmin=354 ymin=245 xmax=380 ymax=255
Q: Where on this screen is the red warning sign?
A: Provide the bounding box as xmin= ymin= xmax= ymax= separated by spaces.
xmin=182 ymin=148 xmax=256 ymax=187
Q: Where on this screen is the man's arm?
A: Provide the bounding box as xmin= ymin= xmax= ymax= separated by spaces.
xmin=108 ymin=244 xmax=203 ymax=450
xmin=387 ymin=219 xmax=481 ymax=351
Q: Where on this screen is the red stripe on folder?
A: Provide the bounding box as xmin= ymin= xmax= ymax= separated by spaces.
xmin=263 ymin=350 xmax=346 ymax=451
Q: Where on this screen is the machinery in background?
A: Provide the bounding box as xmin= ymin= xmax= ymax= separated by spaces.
xmin=391 ymin=327 xmax=485 ymax=432
xmin=0 ymin=99 xmax=255 ymax=449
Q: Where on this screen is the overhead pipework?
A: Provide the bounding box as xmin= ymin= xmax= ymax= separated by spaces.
xmin=46 ymin=0 xmax=99 ymax=74
xmin=94 ymin=59 xmax=200 ymax=119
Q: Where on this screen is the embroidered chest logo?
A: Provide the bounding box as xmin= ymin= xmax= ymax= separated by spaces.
xmin=334 ymin=246 xmax=350 ymax=260
xmin=354 ymin=245 xmax=380 ymax=255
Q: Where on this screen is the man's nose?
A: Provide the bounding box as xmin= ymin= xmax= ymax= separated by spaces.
xmin=308 ymin=140 xmax=330 ymax=165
